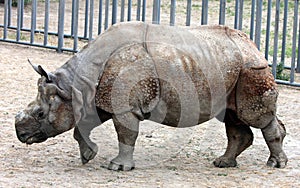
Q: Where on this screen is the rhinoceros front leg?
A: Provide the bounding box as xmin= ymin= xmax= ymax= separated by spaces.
xmin=73 ymin=123 xmax=98 ymax=164
xmin=214 ymin=110 xmax=254 ymax=168
xmin=261 ymin=117 xmax=287 ymax=168
xmin=108 ymin=112 xmax=139 ymax=171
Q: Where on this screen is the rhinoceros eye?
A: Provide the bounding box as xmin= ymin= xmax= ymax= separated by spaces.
xmin=33 ymin=108 xmax=45 ymax=120
xmin=38 ymin=111 xmax=44 ymax=118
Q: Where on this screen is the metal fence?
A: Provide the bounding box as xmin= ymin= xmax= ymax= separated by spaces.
xmin=0 ymin=0 xmax=299 ymax=86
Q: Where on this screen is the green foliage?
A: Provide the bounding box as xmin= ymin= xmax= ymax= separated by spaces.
xmin=276 ymin=62 xmax=290 ymax=81
xmin=12 ymin=0 xmax=31 ymax=7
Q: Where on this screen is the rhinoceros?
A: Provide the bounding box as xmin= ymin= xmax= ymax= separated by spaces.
xmin=15 ymin=22 xmax=287 ymax=171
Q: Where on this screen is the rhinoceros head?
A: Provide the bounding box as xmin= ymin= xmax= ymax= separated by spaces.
xmin=15 ymin=61 xmax=75 ymax=144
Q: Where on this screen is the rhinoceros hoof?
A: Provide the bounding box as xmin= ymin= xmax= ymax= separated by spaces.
xmin=80 ymin=144 xmax=98 ymax=164
xmin=213 ymin=156 xmax=237 ymax=168
xmin=266 ymin=153 xmax=288 ymax=168
xmin=108 ymin=158 xmax=135 ymax=171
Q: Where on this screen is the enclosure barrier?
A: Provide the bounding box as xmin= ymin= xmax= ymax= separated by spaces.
xmin=0 ymin=0 xmax=299 ymax=86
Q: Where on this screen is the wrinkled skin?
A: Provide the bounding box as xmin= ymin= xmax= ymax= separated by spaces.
xmin=15 ymin=22 xmax=287 ymax=171
xmin=15 ymin=76 xmax=75 ymax=144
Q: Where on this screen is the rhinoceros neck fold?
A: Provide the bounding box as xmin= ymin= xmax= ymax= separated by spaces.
xmin=57 ymin=22 xmax=148 ymax=125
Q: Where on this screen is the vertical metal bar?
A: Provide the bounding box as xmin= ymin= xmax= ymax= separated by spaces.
xmin=142 ymin=0 xmax=146 ymax=22
xmin=281 ymin=0 xmax=289 ymax=64
xmin=73 ymin=0 xmax=79 ymax=51
xmin=219 ymin=0 xmax=226 ymax=25
xmin=201 ymin=0 xmax=208 ymax=25
xmin=137 ymin=0 xmax=141 ymax=21
xmin=254 ymin=0 xmax=262 ymax=50
xmin=20 ymin=0 xmax=24 ymax=28
xmin=272 ymin=0 xmax=280 ymax=78
xmin=250 ymin=0 xmax=256 ymax=40
xmin=290 ymin=0 xmax=299 ymax=81
xmin=186 ymin=0 xmax=191 ymax=26
xmin=71 ymin=0 xmax=75 ymax=35
xmin=152 ymin=0 xmax=160 ymax=24
xmin=89 ymin=0 xmax=94 ymax=40
xmin=112 ymin=0 xmax=117 ymax=24
xmin=128 ymin=0 xmax=132 ymax=21
xmin=152 ymin=0 xmax=157 ymax=24
xmin=16 ymin=0 xmax=22 ymax=41
xmin=297 ymin=16 xmax=300 ymax=73
xmin=264 ymin=0 xmax=272 ymax=60
xmin=98 ymin=0 xmax=103 ymax=34
xmin=3 ymin=0 xmax=8 ymax=39
xmin=8 ymin=0 xmax=11 ymax=26
xmin=84 ymin=0 xmax=89 ymax=38
xmin=170 ymin=0 xmax=176 ymax=26
xmin=234 ymin=0 xmax=240 ymax=29
xmin=105 ymin=0 xmax=109 ymax=30
xmin=238 ymin=0 xmax=243 ymax=30
xmin=44 ymin=0 xmax=50 ymax=46
xmin=57 ymin=0 xmax=65 ymax=53
xmin=30 ymin=0 xmax=37 ymax=44
xmin=120 ymin=0 xmax=125 ymax=22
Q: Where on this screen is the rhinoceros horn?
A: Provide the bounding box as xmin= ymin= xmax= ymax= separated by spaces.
xmin=28 ymin=59 xmax=52 ymax=83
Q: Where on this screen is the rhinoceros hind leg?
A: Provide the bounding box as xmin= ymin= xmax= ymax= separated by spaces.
xmin=108 ymin=112 xmax=139 ymax=171
xmin=74 ymin=125 xmax=98 ymax=164
xmin=214 ymin=110 xmax=253 ymax=168
xmin=261 ymin=117 xmax=287 ymax=168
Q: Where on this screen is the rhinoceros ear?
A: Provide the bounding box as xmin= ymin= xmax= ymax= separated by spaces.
xmin=28 ymin=59 xmax=52 ymax=83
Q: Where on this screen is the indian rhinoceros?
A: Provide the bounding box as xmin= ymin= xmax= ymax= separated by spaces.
xmin=15 ymin=22 xmax=287 ymax=171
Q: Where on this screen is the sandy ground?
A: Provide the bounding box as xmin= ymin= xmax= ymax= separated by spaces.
xmin=0 ymin=38 xmax=300 ymax=187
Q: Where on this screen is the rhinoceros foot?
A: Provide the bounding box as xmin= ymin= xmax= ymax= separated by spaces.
xmin=80 ymin=143 xmax=98 ymax=164
xmin=108 ymin=157 xmax=135 ymax=171
xmin=213 ymin=156 xmax=237 ymax=168
xmin=266 ymin=152 xmax=288 ymax=168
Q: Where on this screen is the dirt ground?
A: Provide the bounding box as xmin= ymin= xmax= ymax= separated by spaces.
xmin=0 ymin=37 xmax=300 ymax=187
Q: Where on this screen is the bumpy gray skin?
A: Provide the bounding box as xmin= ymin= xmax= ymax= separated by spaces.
xmin=15 ymin=22 xmax=287 ymax=171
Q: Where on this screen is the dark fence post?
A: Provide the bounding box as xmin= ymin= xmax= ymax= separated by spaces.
xmin=290 ymin=0 xmax=299 ymax=81
xmin=112 ymin=0 xmax=117 ymax=24
xmin=152 ymin=0 xmax=160 ymax=24
xmin=98 ymin=0 xmax=103 ymax=35
xmin=201 ymin=0 xmax=208 ymax=25
xmin=73 ymin=0 xmax=79 ymax=51
xmin=297 ymin=17 xmax=300 ymax=73
xmin=186 ymin=0 xmax=191 ymax=26
xmin=44 ymin=0 xmax=50 ymax=46
xmin=264 ymin=0 xmax=272 ymax=60
xmin=89 ymin=0 xmax=94 ymax=40
xmin=30 ymin=0 xmax=37 ymax=44
xmin=57 ymin=0 xmax=65 ymax=53
xmin=281 ymin=0 xmax=289 ymax=64
xmin=254 ymin=0 xmax=262 ymax=50
xmin=128 ymin=0 xmax=132 ymax=21
xmin=219 ymin=0 xmax=226 ymax=25
xmin=16 ymin=0 xmax=22 ymax=41
xmin=136 ymin=0 xmax=141 ymax=21
xmin=250 ymin=0 xmax=256 ymax=40
xmin=104 ymin=0 xmax=109 ymax=29
xmin=3 ymin=0 xmax=8 ymax=39
xmin=170 ymin=0 xmax=176 ymax=26
xmin=272 ymin=0 xmax=281 ymax=78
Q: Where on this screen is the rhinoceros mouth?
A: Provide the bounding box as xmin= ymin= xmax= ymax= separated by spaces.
xmin=24 ymin=131 xmax=48 ymax=145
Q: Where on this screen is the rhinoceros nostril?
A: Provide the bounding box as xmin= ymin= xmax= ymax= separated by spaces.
xmin=17 ymin=132 xmax=29 ymax=143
